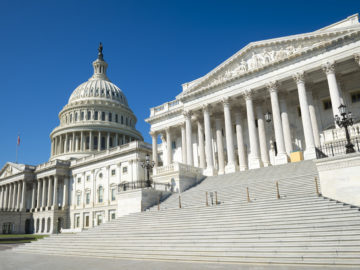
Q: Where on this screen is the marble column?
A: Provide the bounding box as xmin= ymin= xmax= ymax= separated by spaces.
xmin=245 ymin=90 xmax=261 ymax=169
xmin=12 ymin=183 xmax=17 ymax=210
xmin=98 ymin=131 xmax=101 ymax=151
xmin=31 ymin=182 xmax=36 ymax=210
xmin=181 ymin=124 xmax=187 ymax=164
xmin=197 ymin=120 xmax=206 ymax=169
xmin=115 ymin=133 xmax=119 ymax=147
xmin=215 ymin=117 xmax=225 ymax=174
xmin=36 ymin=179 xmax=41 ymax=209
xmin=53 ymin=176 xmax=58 ymax=210
xmin=21 ymin=180 xmax=26 ymax=211
xmin=306 ymin=89 xmax=321 ymax=147
xmin=80 ymin=131 xmax=84 ymax=151
xmin=64 ymin=134 xmax=68 ymax=153
xmin=107 ymin=132 xmax=110 ymax=149
xmin=151 ymin=132 xmax=158 ymax=167
xmin=16 ymin=181 xmax=21 ymax=210
xmin=293 ymin=72 xmax=316 ymax=160
xmin=256 ymin=104 xmax=270 ymax=167
xmin=4 ymin=185 xmax=8 ymax=210
xmin=203 ymin=104 xmax=215 ymax=176
xmin=41 ymin=178 xmax=47 ymax=208
xmin=322 ymin=62 xmax=342 ymax=120
xmin=72 ymin=133 xmax=75 ymax=152
xmin=165 ymin=128 xmax=172 ymax=165
xmin=75 ymin=135 xmax=79 ymax=152
xmin=267 ymin=82 xmax=288 ymax=165
xmin=279 ymin=97 xmax=293 ymax=154
xmin=222 ymin=97 xmax=237 ymax=173
xmin=89 ymin=131 xmax=93 ymax=151
xmin=184 ymin=110 xmax=193 ymax=166
xmin=47 ymin=177 xmax=53 ymax=208
xmin=63 ymin=177 xmax=69 ymax=207
xmin=60 ymin=135 xmax=64 ymax=154
xmin=0 ymin=186 xmax=3 ymax=209
xmin=51 ymin=139 xmax=54 ymax=156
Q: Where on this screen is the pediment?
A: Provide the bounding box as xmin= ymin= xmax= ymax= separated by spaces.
xmin=0 ymin=162 xmax=25 ymax=179
xmin=180 ymin=25 xmax=360 ymax=96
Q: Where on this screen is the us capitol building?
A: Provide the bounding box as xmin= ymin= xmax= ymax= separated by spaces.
xmin=1 ymin=14 xmax=360 ymax=235
xmin=0 ymin=45 xmax=151 ymax=234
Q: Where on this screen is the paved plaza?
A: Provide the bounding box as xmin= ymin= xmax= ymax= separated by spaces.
xmin=0 ymin=250 xmax=358 ymax=270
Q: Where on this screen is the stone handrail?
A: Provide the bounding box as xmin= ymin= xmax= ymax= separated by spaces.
xmin=154 ymin=162 xmax=203 ymax=176
xmin=150 ymin=99 xmax=183 ymax=117
xmin=321 ymin=122 xmax=360 ymax=144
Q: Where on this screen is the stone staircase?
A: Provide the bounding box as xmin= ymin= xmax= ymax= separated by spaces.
xmin=11 ymin=161 xmax=360 ymax=266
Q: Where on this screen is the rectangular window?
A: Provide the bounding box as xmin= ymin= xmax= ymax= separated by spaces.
xmin=111 ymin=212 xmax=116 ymax=220
xmin=76 ymin=216 xmax=80 ymax=228
xmin=115 ymin=114 xmax=118 ymax=123
xmin=77 ymin=178 xmax=81 ymax=183
xmin=122 ymin=167 xmax=128 ymax=174
xmin=102 ymin=112 xmax=106 ymax=121
xmin=126 ymin=117 xmax=128 ymax=126
xmin=76 ymin=194 xmax=81 ymax=206
xmin=111 ymin=189 xmax=116 ymax=201
xmin=121 ymin=115 xmax=124 ymax=124
xmin=94 ymin=111 xmax=98 ymax=120
xmin=351 ymin=91 xmax=360 ymax=103
xmin=171 ymin=141 xmax=176 ymax=149
xmin=109 ymin=113 xmax=112 ymax=122
xmin=86 ymin=175 xmax=90 ymax=181
xmin=87 ymin=111 xmax=91 ymax=120
xmin=85 ymin=216 xmax=89 ymax=227
xmin=323 ymin=99 xmax=332 ymax=110
xmin=86 ymin=193 xmax=90 ymax=204
xmin=111 ymin=169 xmax=116 ymax=176
xmin=80 ymin=111 xmax=84 ymax=120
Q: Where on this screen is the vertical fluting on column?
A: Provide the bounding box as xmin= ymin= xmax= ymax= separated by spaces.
xmin=215 ymin=117 xmax=225 ymax=175
xmin=197 ymin=119 xmax=206 ymax=169
xmin=89 ymin=131 xmax=93 ymax=151
xmin=31 ymin=182 xmax=36 ymax=210
xmin=72 ymin=133 xmax=75 ymax=152
xmin=4 ymin=185 xmax=8 ymax=210
xmin=64 ymin=134 xmax=68 ymax=153
xmin=16 ymin=181 xmax=21 ymax=210
xmin=59 ymin=135 xmax=63 ymax=154
xmin=41 ymin=178 xmax=46 ymax=208
xmin=203 ymin=104 xmax=215 ymax=176
xmin=181 ymin=124 xmax=187 ymax=164
xmin=150 ymin=131 xmax=158 ymax=168
xmin=222 ymin=97 xmax=237 ymax=173
xmin=0 ymin=186 xmax=3 ymax=210
xmin=21 ymin=180 xmax=26 ymax=211
xmin=166 ymin=128 xmax=173 ymax=165
xmin=279 ymin=97 xmax=293 ymax=155
xmin=98 ymin=131 xmax=101 ymax=151
xmin=9 ymin=184 xmax=14 ymax=210
xmin=36 ymin=179 xmax=41 ymax=209
xmin=63 ymin=177 xmax=69 ymax=207
xmin=51 ymin=139 xmax=54 ymax=157
xmin=184 ymin=110 xmax=193 ymax=166
xmin=256 ymin=104 xmax=270 ymax=167
xmin=53 ymin=175 xmax=58 ymax=210
xmin=293 ymin=72 xmax=316 ymax=160
xmin=322 ymin=62 xmax=342 ymax=120
xmin=80 ymin=131 xmax=84 ymax=151
xmin=47 ymin=177 xmax=53 ymax=208
xmin=107 ymin=132 xmax=110 ymax=149
xmin=12 ymin=183 xmax=17 ymax=210
xmin=244 ymin=90 xmax=261 ymax=169
xmin=115 ymin=133 xmax=119 ymax=147
xmin=306 ymin=89 xmax=321 ymax=147
xmin=267 ymin=82 xmax=288 ymax=165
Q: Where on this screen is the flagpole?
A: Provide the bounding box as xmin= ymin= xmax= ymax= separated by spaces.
xmin=16 ymin=134 xmax=20 ymax=164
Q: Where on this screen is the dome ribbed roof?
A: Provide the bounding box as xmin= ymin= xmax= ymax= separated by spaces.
xmin=67 ymin=45 xmax=128 ymax=106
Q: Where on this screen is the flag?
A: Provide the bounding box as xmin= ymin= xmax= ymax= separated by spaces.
xmin=17 ymin=135 xmax=20 ymax=146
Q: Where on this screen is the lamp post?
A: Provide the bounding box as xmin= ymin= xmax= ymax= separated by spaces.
xmin=141 ymin=154 xmax=155 ymax=188
xmin=264 ymin=111 xmax=272 ymax=123
xmin=335 ymin=104 xmax=355 ymax=154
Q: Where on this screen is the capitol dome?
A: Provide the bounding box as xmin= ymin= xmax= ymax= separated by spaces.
xmin=50 ymin=44 xmax=143 ymax=160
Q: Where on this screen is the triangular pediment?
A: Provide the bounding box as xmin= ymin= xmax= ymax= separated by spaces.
xmin=0 ymin=162 xmax=26 ymax=179
xmin=180 ymin=17 xmax=360 ymax=97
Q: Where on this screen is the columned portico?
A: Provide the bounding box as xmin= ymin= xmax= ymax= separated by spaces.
xmin=151 ymin=132 xmax=158 ymax=167
xmin=197 ymin=119 xmax=206 ymax=169
xmin=165 ymin=128 xmax=172 ymax=165
xmin=293 ymin=72 xmax=316 ymax=160
xmin=222 ymin=97 xmax=237 ymax=173
xmin=181 ymin=124 xmax=187 ymax=164
xmin=279 ymin=97 xmax=293 ymax=155
xmin=215 ymin=117 xmax=225 ymax=174
xmin=184 ymin=110 xmax=193 ymax=166
xmin=322 ymin=62 xmax=342 ymax=120
xmin=267 ymin=82 xmax=288 ymax=165
xmin=256 ymin=104 xmax=270 ymax=167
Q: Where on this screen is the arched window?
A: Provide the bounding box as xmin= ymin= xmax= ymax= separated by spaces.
xmin=121 ymin=115 xmax=124 ymax=124
xmin=70 ymin=114 xmax=72 ymax=123
xmin=115 ymin=114 xmax=118 ymax=123
xmin=87 ymin=111 xmax=91 ymax=120
xmin=80 ymin=111 xmax=84 ymax=120
xmin=109 ymin=113 xmax=112 ymax=122
xmin=98 ymin=186 xmax=103 ymax=203
xmin=101 ymin=112 xmax=105 ymax=121
xmin=75 ymin=112 xmax=78 ymax=121
xmin=94 ymin=111 xmax=98 ymax=120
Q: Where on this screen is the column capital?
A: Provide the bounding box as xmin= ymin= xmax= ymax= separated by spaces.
xmin=149 ymin=131 xmax=157 ymax=137
xmin=266 ymin=81 xmax=280 ymax=93
xmin=293 ymin=71 xmax=305 ymax=84
xmin=354 ymin=53 xmax=360 ymax=66
xmin=221 ymin=96 xmax=231 ymax=107
xmin=243 ymin=89 xmax=253 ymax=100
xmin=182 ymin=110 xmax=192 ymax=119
xmin=322 ymin=61 xmax=335 ymax=75
xmin=202 ymin=103 xmax=211 ymax=113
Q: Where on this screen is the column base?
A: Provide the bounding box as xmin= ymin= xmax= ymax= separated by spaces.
xmin=203 ymin=167 xmax=216 ymax=176
xmin=304 ymin=147 xmax=317 ymax=160
xmin=239 ymin=165 xmax=248 ymax=171
xmin=274 ymin=153 xmax=288 ymax=165
xmin=218 ymin=169 xmax=225 ymax=175
xmin=225 ymin=163 xmax=237 ymax=174
xmin=263 ymin=161 xmax=271 ymax=167
xmin=249 ymin=157 xmax=262 ymax=169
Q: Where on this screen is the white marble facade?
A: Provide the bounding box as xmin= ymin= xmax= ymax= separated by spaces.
xmin=0 ymin=46 xmax=151 ymax=234
xmin=147 ymin=14 xmax=360 ymax=176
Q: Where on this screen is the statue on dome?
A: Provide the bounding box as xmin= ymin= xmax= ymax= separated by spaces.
xmin=98 ymin=42 xmax=104 ymax=60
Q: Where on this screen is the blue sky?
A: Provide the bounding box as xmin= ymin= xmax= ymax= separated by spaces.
xmin=0 ymin=0 xmax=359 ymax=166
